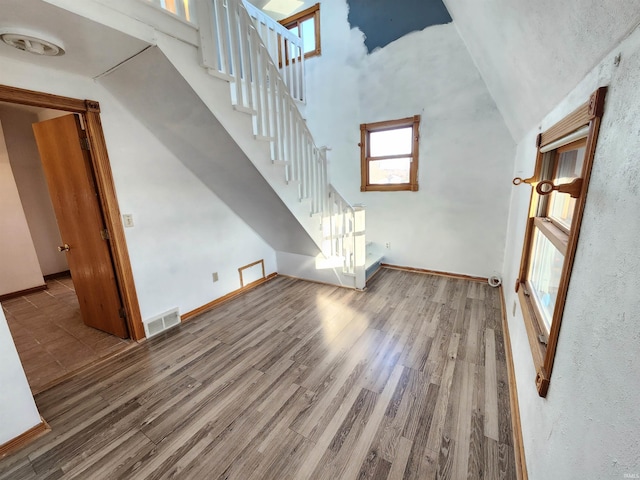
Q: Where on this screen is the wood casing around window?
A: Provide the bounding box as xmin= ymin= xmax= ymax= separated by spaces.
xmin=360 ymin=115 xmax=420 ymax=192
xmin=279 ymin=3 xmax=321 ymax=59
xmin=515 ymin=86 xmax=607 ymax=397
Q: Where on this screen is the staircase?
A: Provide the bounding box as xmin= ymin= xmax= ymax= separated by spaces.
xmin=144 ymin=0 xmax=368 ymax=288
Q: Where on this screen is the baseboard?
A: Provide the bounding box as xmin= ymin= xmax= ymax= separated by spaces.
xmin=43 ymin=270 xmax=71 ymax=281
xmin=499 ymin=287 xmax=529 ymax=480
xmin=380 ymin=264 xmax=489 ymax=284
xmin=0 ymin=284 xmax=47 ymax=302
xmin=181 ymin=272 xmax=278 ymax=322
xmin=0 ymin=418 xmax=50 ymax=459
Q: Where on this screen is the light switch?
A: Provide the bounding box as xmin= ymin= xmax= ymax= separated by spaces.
xmin=123 ymin=214 xmax=134 ymax=228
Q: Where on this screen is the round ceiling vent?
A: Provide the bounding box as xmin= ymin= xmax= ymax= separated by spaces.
xmin=0 ymin=30 xmax=65 ymax=56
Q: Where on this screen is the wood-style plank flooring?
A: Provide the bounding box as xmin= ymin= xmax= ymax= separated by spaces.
xmin=0 ymin=268 xmax=516 ymax=479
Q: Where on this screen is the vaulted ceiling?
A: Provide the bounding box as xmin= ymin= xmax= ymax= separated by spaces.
xmin=442 ymin=0 xmax=640 ymax=140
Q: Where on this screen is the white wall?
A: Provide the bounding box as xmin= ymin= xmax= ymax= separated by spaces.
xmin=0 ymin=119 xmax=44 ymax=296
xmin=0 ymin=307 xmax=42 ymax=446
xmin=101 ymin=95 xmax=278 ymax=319
xmin=0 ymin=105 xmax=68 ymax=277
xmin=299 ymin=0 xmax=515 ymax=278
xmin=502 ymin=24 xmax=640 ymax=480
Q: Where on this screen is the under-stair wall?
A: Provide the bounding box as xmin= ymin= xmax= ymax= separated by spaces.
xmin=99 ymin=46 xmax=319 ymax=258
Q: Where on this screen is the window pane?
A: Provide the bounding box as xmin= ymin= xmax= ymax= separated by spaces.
xmin=287 ymin=25 xmax=300 ymax=36
xmin=369 ymin=158 xmax=411 ymax=184
xmin=300 ymin=18 xmax=316 ymax=54
xmin=528 ymin=228 xmax=564 ymax=331
xmin=549 ymin=145 xmax=585 ymax=229
xmin=370 ymin=127 xmax=412 ymax=157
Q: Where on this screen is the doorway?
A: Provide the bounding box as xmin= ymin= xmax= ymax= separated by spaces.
xmin=0 ymin=85 xmax=144 ymax=393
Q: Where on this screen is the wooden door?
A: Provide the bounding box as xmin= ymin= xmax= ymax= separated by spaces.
xmin=33 ymin=114 xmax=128 ymax=338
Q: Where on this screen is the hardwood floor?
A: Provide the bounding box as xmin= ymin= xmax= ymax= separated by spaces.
xmin=0 ymin=268 xmax=516 ymax=479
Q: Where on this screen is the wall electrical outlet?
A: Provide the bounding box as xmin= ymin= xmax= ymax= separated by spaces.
xmin=385 ymin=242 xmax=391 ymax=249
xmin=212 ymin=272 xmax=219 ymax=283
xmin=122 ymin=214 xmax=134 ymax=228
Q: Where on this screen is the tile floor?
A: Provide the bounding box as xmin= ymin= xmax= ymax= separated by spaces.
xmin=2 ymin=275 xmax=131 ymax=394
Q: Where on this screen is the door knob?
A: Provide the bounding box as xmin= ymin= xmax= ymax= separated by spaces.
xmin=57 ymin=244 xmax=70 ymax=252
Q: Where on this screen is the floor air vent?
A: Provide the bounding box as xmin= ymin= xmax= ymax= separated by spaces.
xmin=143 ymin=308 xmax=180 ymax=338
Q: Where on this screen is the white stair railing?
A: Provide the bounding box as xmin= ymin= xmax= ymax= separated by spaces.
xmin=191 ymin=0 xmax=363 ymax=279
xmin=242 ymin=0 xmax=305 ymax=103
xmin=326 ymin=186 xmax=357 ymax=274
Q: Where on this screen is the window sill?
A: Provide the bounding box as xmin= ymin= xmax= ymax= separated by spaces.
xmin=361 ymin=183 xmax=418 ymax=192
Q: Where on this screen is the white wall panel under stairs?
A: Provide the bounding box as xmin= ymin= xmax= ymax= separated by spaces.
xmin=99 ymin=45 xmax=319 ymax=257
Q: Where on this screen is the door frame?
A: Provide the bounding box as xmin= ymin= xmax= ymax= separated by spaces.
xmin=0 ymin=84 xmax=145 ymax=341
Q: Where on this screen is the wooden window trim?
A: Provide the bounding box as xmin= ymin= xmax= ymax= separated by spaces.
xmin=532 ymin=217 xmax=568 ymax=255
xmin=279 ymin=3 xmax=321 ymax=59
xmin=360 ymin=115 xmax=420 ymax=192
xmin=547 ymin=139 xmax=587 ymax=233
xmin=515 ymin=86 xmax=607 ymax=397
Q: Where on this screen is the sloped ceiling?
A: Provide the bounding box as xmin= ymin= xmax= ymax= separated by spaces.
xmin=443 ymin=0 xmax=640 ymax=140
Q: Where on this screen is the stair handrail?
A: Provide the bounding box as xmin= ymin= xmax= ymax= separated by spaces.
xmin=242 ymin=0 xmax=306 ymax=103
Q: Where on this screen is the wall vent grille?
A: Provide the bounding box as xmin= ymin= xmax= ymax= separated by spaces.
xmin=143 ymin=308 xmax=180 ymax=338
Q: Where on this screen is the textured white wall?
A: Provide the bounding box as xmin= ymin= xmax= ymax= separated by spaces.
xmin=0 ymin=105 xmax=69 ymax=277
xmin=443 ymin=0 xmax=640 ymax=140
xmin=0 ymin=120 xmax=44 ymax=296
xmin=101 ymin=95 xmax=278 ymax=319
xmin=0 ymin=307 xmax=41 ymax=445
xmin=502 ymin=24 xmax=640 ymax=480
xmin=300 ymin=0 xmax=514 ymax=278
